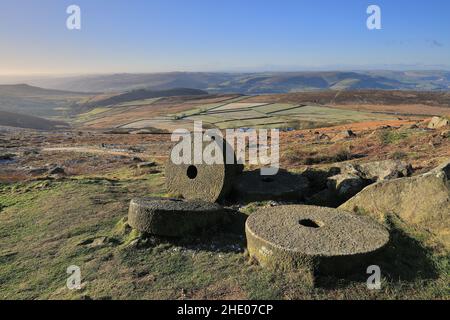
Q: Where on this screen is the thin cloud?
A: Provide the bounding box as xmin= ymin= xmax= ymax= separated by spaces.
xmin=427 ymin=39 xmax=444 ymax=47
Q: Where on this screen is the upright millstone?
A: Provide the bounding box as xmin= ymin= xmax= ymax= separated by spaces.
xmin=166 ymin=133 xmax=239 ymax=202
xmin=245 ymin=205 xmax=389 ymax=278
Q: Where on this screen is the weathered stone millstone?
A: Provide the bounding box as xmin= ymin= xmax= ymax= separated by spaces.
xmin=128 ymin=198 xmax=226 ymax=237
xmin=245 ymin=205 xmax=389 ymax=277
xmin=165 ymin=134 xmax=238 ymax=202
xmin=232 ymin=170 xmax=310 ymax=202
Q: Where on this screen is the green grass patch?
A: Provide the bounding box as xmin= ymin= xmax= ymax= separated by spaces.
xmin=380 ymin=130 xmax=409 ymax=145
xmin=0 ymin=170 xmax=448 ymax=300
xmin=75 ymin=107 xmax=110 ymax=122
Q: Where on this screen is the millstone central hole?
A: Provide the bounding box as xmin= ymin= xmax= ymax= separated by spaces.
xmin=187 ymin=165 xmax=198 ymax=179
xmin=299 ymin=219 xmax=322 ymax=228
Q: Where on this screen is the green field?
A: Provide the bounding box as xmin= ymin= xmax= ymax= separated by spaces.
xmin=173 ymin=101 xmax=398 ymax=129
xmin=76 ymin=94 xmax=401 ymax=131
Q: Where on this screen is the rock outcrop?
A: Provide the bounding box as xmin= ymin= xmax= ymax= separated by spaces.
xmin=340 ymin=160 xmax=450 ymax=248
xmin=326 ymin=173 xmax=369 ymax=201
xmin=307 ymin=160 xmax=412 ymax=207
xmin=428 ymin=116 xmax=450 ymax=129
xmin=331 ymin=130 xmax=357 ymax=141
xmin=353 ymin=160 xmax=413 ymax=181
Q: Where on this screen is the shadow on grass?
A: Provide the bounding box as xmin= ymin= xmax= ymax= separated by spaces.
xmin=228 ymin=169 xmax=311 ymax=205
xmin=315 ymin=218 xmax=440 ymax=289
xmin=377 ymin=218 xmax=440 ymax=281
xmin=178 ymin=208 xmax=248 ymax=253
xmin=131 ymin=209 xmax=249 ymax=254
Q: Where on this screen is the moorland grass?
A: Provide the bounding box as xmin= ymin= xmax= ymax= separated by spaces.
xmin=0 ymin=168 xmax=448 ymax=300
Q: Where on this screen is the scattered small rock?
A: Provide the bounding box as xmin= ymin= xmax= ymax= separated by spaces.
xmin=315 ymin=133 xmax=331 ymax=141
xmin=137 ymin=161 xmax=157 ymax=169
xmin=306 ymin=160 xmax=412 ymax=207
xmin=430 ymin=136 xmax=442 ymax=147
xmin=440 ymin=130 xmax=450 ymax=138
xmin=331 ymin=130 xmax=357 ymax=141
xmin=354 ymin=160 xmax=413 ymax=181
xmin=78 ymin=236 xmax=110 ymax=248
xmin=28 ymin=167 xmax=48 ymax=176
xmin=22 ymin=149 xmax=40 ymax=156
xmin=268 ymin=201 xmax=279 ymax=207
xmin=327 ymin=173 xmax=369 ymax=200
xmin=48 ymin=166 xmax=65 ymax=175
xmin=0 ymin=153 xmax=15 ymax=161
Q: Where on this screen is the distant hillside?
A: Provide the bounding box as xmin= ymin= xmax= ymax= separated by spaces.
xmin=25 ymin=71 xmax=450 ymax=93
xmin=245 ymin=90 xmax=450 ymax=108
xmin=0 ymin=110 xmax=69 ymax=130
xmin=213 ymin=72 xmax=406 ymax=93
xmin=0 ymin=84 xmax=92 ymax=97
xmin=0 ymin=84 xmax=93 ymax=117
xmin=27 ymin=73 xmax=231 ymax=93
xmin=83 ymin=88 xmax=208 ymax=108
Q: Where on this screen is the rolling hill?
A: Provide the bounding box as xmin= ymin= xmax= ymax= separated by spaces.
xmin=24 ymin=71 xmax=450 ymax=93
xmin=80 ymin=88 xmax=208 ymax=109
xmin=0 ymin=110 xmax=69 ymax=130
xmin=0 ymin=83 xmax=92 ymax=97
xmin=0 ymin=84 xmax=94 ymax=118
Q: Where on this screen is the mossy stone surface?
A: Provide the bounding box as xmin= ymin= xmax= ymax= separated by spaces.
xmin=245 ymin=205 xmax=389 ymax=276
xmin=165 ymin=135 xmax=238 ymax=202
xmin=128 ymin=197 xmax=226 ymax=237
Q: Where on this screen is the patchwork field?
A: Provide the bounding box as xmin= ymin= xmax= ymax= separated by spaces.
xmin=76 ymin=93 xmax=425 ymax=132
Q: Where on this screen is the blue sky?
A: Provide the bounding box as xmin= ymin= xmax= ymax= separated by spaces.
xmin=0 ymin=0 xmax=449 ymax=74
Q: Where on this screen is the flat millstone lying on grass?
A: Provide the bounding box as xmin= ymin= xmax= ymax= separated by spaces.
xmin=128 ymin=198 xmax=226 ymax=237
xmin=245 ymin=205 xmax=389 ymax=277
